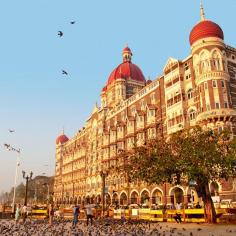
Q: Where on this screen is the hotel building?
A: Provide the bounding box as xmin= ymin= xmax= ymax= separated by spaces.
xmin=54 ymin=6 xmax=236 ymax=206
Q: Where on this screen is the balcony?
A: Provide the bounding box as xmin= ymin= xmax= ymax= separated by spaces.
xmin=196 ymin=108 xmax=236 ymax=123
xmin=196 ymin=71 xmax=230 ymax=86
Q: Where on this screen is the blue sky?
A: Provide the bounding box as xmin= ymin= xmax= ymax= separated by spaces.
xmin=0 ymin=0 xmax=235 ymax=193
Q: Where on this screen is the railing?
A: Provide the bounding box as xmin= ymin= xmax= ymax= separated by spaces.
xmin=113 ymin=207 xmax=236 ymax=223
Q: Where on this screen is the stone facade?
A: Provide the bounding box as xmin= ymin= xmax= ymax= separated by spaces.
xmin=54 ymin=8 xmax=236 ymax=206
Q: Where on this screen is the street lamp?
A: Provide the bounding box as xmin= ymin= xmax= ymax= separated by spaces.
xmin=43 ymin=183 xmax=50 ymax=203
xmin=100 ymin=170 xmax=108 ymax=216
xmin=22 ymin=171 xmax=33 ymax=206
xmin=3 ymin=143 xmax=20 ymax=213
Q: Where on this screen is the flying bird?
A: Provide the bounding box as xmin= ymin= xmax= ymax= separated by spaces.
xmin=62 ymin=70 xmax=68 ymax=75
xmin=4 ymin=143 xmax=10 ymax=149
xmin=8 ymin=129 xmax=15 ymax=133
xmin=58 ymin=31 xmax=63 ymax=37
xmin=70 ymin=21 xmax=76 ymax=24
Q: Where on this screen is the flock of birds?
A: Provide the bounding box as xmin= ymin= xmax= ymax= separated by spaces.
xmin=0 ymin=218 xmax=236 ymax=236
xmin=58 ymin=21 xmax=76 ymax=77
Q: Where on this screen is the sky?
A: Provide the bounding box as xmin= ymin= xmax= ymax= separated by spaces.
xmin=0 ymin=0 xmax=236 ymax=193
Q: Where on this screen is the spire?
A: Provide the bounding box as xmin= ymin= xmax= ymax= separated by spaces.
xmin=200 ymin=1 xmax=205 ymax=21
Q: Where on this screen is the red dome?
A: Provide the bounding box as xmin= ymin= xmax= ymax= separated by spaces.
xmin=56 ymin=134 xmax=69 ymax=145
xmin=107 ymin=62 xmax=145 ymax=86
xmin=189 ymin=20 xmax=224 ymax=45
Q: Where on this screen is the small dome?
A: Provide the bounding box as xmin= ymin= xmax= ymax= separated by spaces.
xmin=123 ymin=46 xmax=132 ymax=55
xmin=189 ymin=20 xmax=224 ymax=45
xmin=56 ymin=134 xmax=69 ymax=145
xmin=146 ymin=79 xmax=152 ymax=85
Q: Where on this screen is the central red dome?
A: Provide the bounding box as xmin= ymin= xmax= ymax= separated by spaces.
xmin=107 ymin=62 xmax=145 ymax=86
xmin=189 ymin=20 xmax=224 ymax=45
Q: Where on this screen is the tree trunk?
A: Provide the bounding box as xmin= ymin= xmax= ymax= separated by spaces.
xmin=203 ymin=183 xmax=217 ymax=223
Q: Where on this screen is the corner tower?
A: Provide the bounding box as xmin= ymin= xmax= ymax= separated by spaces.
xmin=190 ymin=4 xmax=236 ymax=131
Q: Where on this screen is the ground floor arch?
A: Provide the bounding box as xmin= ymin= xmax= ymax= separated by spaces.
xmin=130 ymin=190 xmax=139 ymax=204
xmin=120 ymin=192 xmax=128 ymax=205
xmin=140 ymin=189 xmax=150 ymax=205
xmin=151 ymin=188 xmax=163 ymax=205
xmin=77 ymin=196 xmax=81 ymax=204
xmin=186 ymin=187 xmax=199 ymax=205
xmin=106 ymin=193 xmax=111 ymax=206
xmin=170 ymin=186 xmax=184 ymax=205
xmin=112 ymin=192 xmax=119 ymax=205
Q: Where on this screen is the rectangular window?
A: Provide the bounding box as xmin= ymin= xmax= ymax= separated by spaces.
xmin=224 ymin=102 xmax=228 ymax=108
xmin=221 ymin=80 xmax=225 ymax=88
xmin=212 ymin=80 xmax=217 ymax=88
xmin=204 ymin=82 xmax=208 ymax=90
xmin=206 ymin=104 xmax=211 ymax=111
xmin=150 ymin=93 xmax=155 ymax=102
xmin=215 ymin=102 xmax=220 ymax=109
xmin=184 ymin=63 xmax=189 ymax=70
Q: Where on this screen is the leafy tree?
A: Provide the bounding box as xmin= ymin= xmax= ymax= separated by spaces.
xmin=124 ymin=126 xmax=236 ymax=223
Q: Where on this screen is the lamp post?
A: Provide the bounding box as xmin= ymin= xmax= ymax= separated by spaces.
xmin=3 ymin=144 xmax=20 ymax=213
xmin=43 ymin=183 xmax=50 ymax=203
xmin=100 ymin=170 xmax=108 ymax=216
xmin=22 ymin=171 xmax=33 ymax=206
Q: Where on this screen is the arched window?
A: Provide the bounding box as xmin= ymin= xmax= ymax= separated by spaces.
xmin=212 ymin=50 xmax=222 ymax=71
xmin=189 ymin=109 xmax=196 ymax=121
xmin=187 ymin=88 xmax=193 ymax=100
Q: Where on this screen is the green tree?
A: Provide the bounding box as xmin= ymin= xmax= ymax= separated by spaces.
xmin=125 ymin=126 xmax=236 ymax=223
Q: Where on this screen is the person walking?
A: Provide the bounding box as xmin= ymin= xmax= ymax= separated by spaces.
xmin=84 ymin=201 xmax=95 ymax=226
xmin=48 ymin=203 xmax=54 ymax=225
xmin=72 ymin=205 xmax=80 ymax=227
xmin=15 ymin=204 xmax=21 ymax=224
xmin=21 ymin=204 xmax=27 ymax=223
xmin=173 ymin=212 xmax=182 ymax=223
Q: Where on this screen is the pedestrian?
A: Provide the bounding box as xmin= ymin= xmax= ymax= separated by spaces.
xmin=84 ymin=200 xmax=95 ymax=226
xmin=48 ymin=203 xmax=54 ymax=225
xmin=72 ymin=205 xmax=80 ymax=227
xmin=175 ymin=202 xmax=182 ymax=210
xmin=15 ymin=204 xmax=21 ymax=224
xmin=21 ymin=204 xmax=27 ymax=223
xmin=195 ymin=202 xmax=201 ymax=209
xmin=173 ymin=212 xmax=182 ymax=223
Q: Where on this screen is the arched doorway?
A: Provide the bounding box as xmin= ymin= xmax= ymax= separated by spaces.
xmin=86 ymin=196 xmax=90 ymax=204
xmin=112 ymin=193 xmax=119 ymax=206
xmin=186 ymin=187 xmax=199 ymax=205
xmin=130 ymin=191 xmax=139 ymax=204
xmin=74 ymin=197 xmax=77 ymax=204
xmin=140 ymin=190 xmax=150 ymax=205
xmin=120 ymin=192 xmax=128 ymax=206
xmin=106 ymin=193 xmax=111 ymax=207
xmin=82 ymin=196 xmax=86 ymax=205
xmin=152 ymin=189 xmax=162 ymax=205
xmin=70 ymin=197 xmax=73 ymax=204
xmin=91 ymin=195 xmax=96 ymax=204
xmin=170 ymin=187 xmax=184 ymax=205
xmin=78 ymin=197 xmax=81 ymax=204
